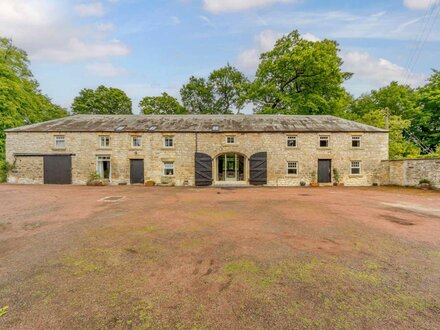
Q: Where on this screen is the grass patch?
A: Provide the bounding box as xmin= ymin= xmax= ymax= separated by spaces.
xmin=61 ymin=255 xmax=100 ymax=275
xmin=0 ymin=306 xmax=8 ymax=317
xmin=224 ymin=260 xmax=260 ymax=275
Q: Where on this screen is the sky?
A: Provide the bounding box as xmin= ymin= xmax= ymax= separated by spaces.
xmin=0 ymin=0 xmax=439 ymax=113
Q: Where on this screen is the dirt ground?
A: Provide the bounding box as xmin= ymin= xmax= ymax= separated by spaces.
xmin=0 ymin=185 xmax=439 ymax=329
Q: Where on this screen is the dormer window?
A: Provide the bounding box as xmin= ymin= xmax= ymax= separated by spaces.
xmin=212 ymin=125 xmax=219 ymax=131
xmin=148 ymin=125 xmax=157 ymax=131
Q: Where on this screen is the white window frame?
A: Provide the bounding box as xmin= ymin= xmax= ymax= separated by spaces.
xmin=96 ymin=155 xmax=111 ymax=180
xmin=99 ymin=135 xmax=110 ymax=148
xmin=164 ymin=136 xmax=174 ymax=148
xmin=287 ymin=161 xmax=298 ymax=175
xmin=350 ymin=161 xmax=362 ymax=175
xmin=163 ymin=162 xmax=174 ymax=176
xmin=319 ymin=135 xmax=330 ymax=148
xmin=226 ymin=135 xmax=236 ymax=144
xmin=54 ymin=135 xmax=65 ymax=149
xmin=131 ymin=136 xmax=142 ymax=148
xmin=287 ymin=136 xmax=297 ymax=148
xmin=351 ymin=136 xmax=361 ymax=148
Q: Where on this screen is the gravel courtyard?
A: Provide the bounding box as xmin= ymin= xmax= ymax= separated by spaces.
xmin=0 ymin=185 xmax=439 ymax=329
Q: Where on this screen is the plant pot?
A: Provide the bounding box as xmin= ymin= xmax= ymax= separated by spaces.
xmin=333 ymin=182 xmax=338 ymax=186
xmin=338 ymin=183 xmax=344 ymax=187
xmin=310 ymin=182 xmax=320 ymax=187
xmin=144 ymin=180 xmax=155 ymax=187
xmin=419 ymin=183 xmax=431 ymax=190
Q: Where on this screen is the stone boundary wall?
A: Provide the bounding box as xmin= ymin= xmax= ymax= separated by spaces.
xmin=379 ymin=158 xmax=440 ymax=188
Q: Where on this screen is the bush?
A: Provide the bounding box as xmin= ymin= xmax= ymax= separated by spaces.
xmin=300 ymin=181 xmax=306 ymax=186
xmin=0 ymin=159 xmax=14 ymax=183
xmin=333 ymin=168 xmax=340 ymax=183
xmin=86 ymin=172 xmax=107 ymax=186
xmin=419 ymin=179 xmax=430 ymax=184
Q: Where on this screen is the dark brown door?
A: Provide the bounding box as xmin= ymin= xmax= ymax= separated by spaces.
xmin=44 ymin=155 xmax=72 ymax=184
xmin=195 ymin=153 xmax=212 ymax=186
xmin=130 ymin=159 xmax=144 ymax=184
xmin=250 ymin=152 xmax=267 ymax=185
xmin=318 ymin=159 xmax=331 ymax=183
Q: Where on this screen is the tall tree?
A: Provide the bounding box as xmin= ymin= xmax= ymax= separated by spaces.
xmin=72 ymin=85 xmax=132 ymax=115
xmin=139 ymin=93 xmax=187 ymax=114
xmin=0 ymin=38 xmax=67 ymax=161
xmin=209 ymin=64 xmax=249 ymax=114
xmin=416 ymin=70 xmax=440 ymax=152
xmin=248 ymin=30 xmax=352 ymax=115
xmin=180 ymin=76 xmax=215 ymax=114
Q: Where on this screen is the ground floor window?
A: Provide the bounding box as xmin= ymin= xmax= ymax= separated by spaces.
xmin=217 ymin=153 xmax=245 ymax=181
xmin=97 ymin=156 xmax=111 ymax=179
xmin=163 ymin=162 xmax=174 ymax=176
xmin=351 ymin=161 xmax=361 ymax=175
xmin=287 ymin=161 xmax=298 ymax=175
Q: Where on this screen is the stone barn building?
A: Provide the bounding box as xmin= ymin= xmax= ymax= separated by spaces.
xmin=5 ymin=115 xmax=388 ymax=186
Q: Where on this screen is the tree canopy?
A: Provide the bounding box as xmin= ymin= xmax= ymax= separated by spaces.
xmin=248 ymin=31 xmax=352 ymax=115
xmin=139 ymin=93 xmax=187 ymax=114
xmin=72 ymin=85 xmax=132 ymax=115
xmin=0 ymin=38 xmax=67 ymax=161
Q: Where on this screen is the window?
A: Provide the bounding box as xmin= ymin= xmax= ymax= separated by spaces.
xmin=164 ymin=136 xmax=174 ymax=148
xmin=226 ymin=136 xmax=235 ymax=144
xmin=287 ymin=161 xmax=298 ymax=175
xmin=287 ymin=136 xmax=297 ymax=148
xmin=97 ymin=156 xmax=111 ymax=179
xmin=319 ymin=136 xmax=329 ymax=148
xmin=131 ymin=136 xmax=142 ymax=148
xmin=163 ymin=162 xmax=174 ymax=176
xmin=352 ymin=136 xmax=361 ymax=148
xmin=212 ymin=125 xmax=219 ymax=131
xmin=54 ymin=135 xmax=65 ymax=149
xmin=351 ymin=161 xmax=361 ymax=175
xmin=99 ymin=136 xmax=110 ymax=148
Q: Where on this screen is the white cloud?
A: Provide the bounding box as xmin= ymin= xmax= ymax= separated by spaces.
xmin=97 ymin=23 xmax=114 ymax=32
xmin=74 ymin=2 xmax=105 ymax=17
xmin=403 ymin=0 xmax=438 ymax=10
xmin=302 ymin=32 xmax=321 ymax=42
xmin=203 ymin=0 xmax=296 ymax=13
xmin=342 ymin=51 xmax=426 ymax=92
xmin=0 ymin=0 xmax=130 ymax=62
xmin=87 ymin=62 xmax=128 ymax=77
xmin=170 ymin=16 xmax=181 ymax=25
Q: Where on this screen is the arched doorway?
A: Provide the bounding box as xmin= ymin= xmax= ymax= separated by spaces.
xmin=217 ymin=153 xmax=246 ymax=182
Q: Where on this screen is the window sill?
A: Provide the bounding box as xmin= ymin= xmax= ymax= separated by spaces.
xmin=285 ymin=147 xmax=298 ymax=150
xmin=349 ymin=174 xmax=363 ymax=178
xmin=350 ymin=147 xmax=364 ymax=150
xmin=317 ymin=147 xmax=332 ymax=150
xmin=97 ymin=147 xmax=111 ymax=150
xmin=161 ymin=147 xmax=175 ymax=150
xmin=52 ymin=148 xmax=66 ymax=151
xmin=286 ymin=174 xmax=299 ymax=177
xmin=129 ymin=147 xmax=142 ymax=151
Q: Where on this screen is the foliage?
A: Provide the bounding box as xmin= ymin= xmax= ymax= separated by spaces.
xmin=415 ymin=70 xmax=440 ymax=151
xmin=419 ymin=179 xmax=430 ymax=184
xmin=139 ymin=92 xmax=186 ymax=115
xmin=86 ymin=172 xmax=107 ymax=186
xmin=72 ymin=85 xmax=132 ymax=115
xmin=0 ymin=38 xmax=67 ymax=179
xmin=208 ymin=64 xmax=250 ymax=114
xmin=0 ymin=306 xmax=8 ymax=317
xmin=180 ymin=65 xmax=249 ymax=114
xmin=247 ymin=30 xmax=352 ymax=115
xmin=0 ymin=160 xmax=13 ymax=183
xmin=333 ymin=168 xmax=340 ymax=183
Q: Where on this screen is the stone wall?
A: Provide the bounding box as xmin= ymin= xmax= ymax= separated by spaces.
xmin=6 ymin=130 xmax=389 ymax=186
xmin=379 ymin=158 xmax=440 ymax=188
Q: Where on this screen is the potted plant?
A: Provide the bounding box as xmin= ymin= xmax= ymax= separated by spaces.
xmin=310 ymin=170 xmax=319 ymax=187
xmin=86 ymin=172 xmax=107 ymax=186
xmin=419 ymin=179 xmax=431 ymax=190
xmin=333 ymin=168 xmax=344 ymax=186
xmin=144 ymin=180 xmax=156 ymax=187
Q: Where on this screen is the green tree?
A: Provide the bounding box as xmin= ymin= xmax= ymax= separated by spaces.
xmin=180 ymin=76 xmax=215 ymax=114
xmin=72 ymin=85 xmax=132 ymax=115
xmin=416 ymin=70 xmax=440 ymax=152
xmin=359 ymin=109 xmax=420 ymax=159
xmin=139 ymin=93 xmax=186 ymax=115
xmin=248 ymin=30 xmax=352 ymax=115
xmin=209 ymin=64 xmax=249 ymax=114
xmin=0 ymin=38 xmax=67 ymax=179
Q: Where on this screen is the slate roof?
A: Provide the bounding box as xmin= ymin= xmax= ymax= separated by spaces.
xmin=5 ymin=115 xmax=387 ymax=133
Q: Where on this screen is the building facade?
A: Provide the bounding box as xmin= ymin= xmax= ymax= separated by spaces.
xmin=5 ymin=115 xmax=388 ymax=186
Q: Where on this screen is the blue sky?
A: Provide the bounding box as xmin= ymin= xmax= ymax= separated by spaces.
xmin=1 ymin=0 xmax=439 ymax=113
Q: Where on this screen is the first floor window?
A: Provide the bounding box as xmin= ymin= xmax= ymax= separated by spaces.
xmin=287 ymin=161 xmax=298 ymax=175
xmin=319 ymin=136 xmax=329 ymax=148
xmin=97 ymin=156 xmax=111 ymax=179
xmin=351 ymin=161 xmax=361 ymax=175
xmin=164 ymin=136 xmax=174 ymax=148
xmin=352 ymin=136 xmax=361 ymax=148
xmin=226 ymin=136 xmax=235 ymax=144
xmin=287 ymin=136 xmax=297 ymax=147
xmin=131 ymin=136 xmax=142 ymax=148
xmin=99 ymin=135 xmax=110 ymax=148
xmin=163 ymin=162 xmax=174 ymax=176
xmin=54 ymin=135 xmax=65 ymax=148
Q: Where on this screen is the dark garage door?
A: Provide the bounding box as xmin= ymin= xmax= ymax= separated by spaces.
xmin=195 ymin=152 xmax=212 ymax=186
xmin=44 ymin=155 xmax=72 ymax=184
xmin=130 ymin=159 xmax=144 ymax=184
xmin=249 ymin=152 xmax=267 ymax=185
